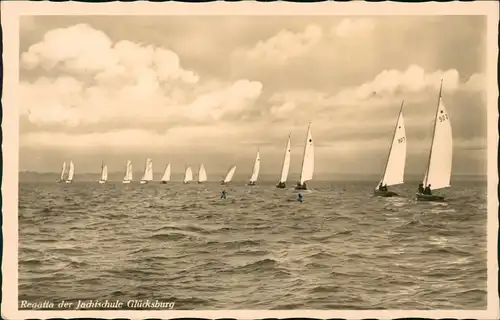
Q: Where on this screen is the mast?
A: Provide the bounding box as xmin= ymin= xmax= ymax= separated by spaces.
xmin=379 ymin=101 xmax=404 ymax=185
xmin=279 ymin=133 xmax=291 ymax=182
xmin=299 ymin=122 xmax=311 ymax=182
xmin=423 ymin=79 xmax=444 ymax=187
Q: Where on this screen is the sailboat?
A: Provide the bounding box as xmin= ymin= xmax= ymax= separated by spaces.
xmin=98 ymin=161 xmax=108 ymax=184
xmin=65 ymin=160 xmax=75 ymax=184
xmin=122 ymin=160 xmax=133 ymax=184
xmin=160 ymin=163 xmax=171 ymax=184
xmin=417 ymin=80 xmax=453 ymax=202
xmin=198 ymin=164 xmax=207 ymax=184
xmin=295 ymin=123 xmax=314 ymax=190
xmin=183 ymin=166 xmax=193 ymax=184
xmin=221 ymin=165 xmax=237 ymax=185
xmin=276 ymin=134 xmax=291 ymax=188
xmin=57 ymin=161 xmax=67 ymax=183
xmin=247 ymin=149 xmax=261 ymax=186
xmin=140 ymin=158 xmax=153 ymax=184
xmin=374 ymin=101 xmax=407 ymax=197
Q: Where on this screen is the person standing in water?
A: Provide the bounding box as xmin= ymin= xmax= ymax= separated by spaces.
xmin=220 ymin=189 xmax=227 ymax=199
xmin=297 ymin=192 xmax=303 ymax=203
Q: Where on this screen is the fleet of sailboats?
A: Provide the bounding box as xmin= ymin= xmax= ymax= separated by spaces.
xmin=247 ymin=149 xmax=260 ymax=186
xmin=295 ymin=123 xmax=314 ymax=190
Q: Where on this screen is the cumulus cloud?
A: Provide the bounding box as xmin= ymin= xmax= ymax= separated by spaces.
xmin=20 ymin=24 xmax=263 ymax=128
xmin=333 ymin=18 xmax=375 ymax=37
xmin=233 ymin=24 xmax=323 ymax=64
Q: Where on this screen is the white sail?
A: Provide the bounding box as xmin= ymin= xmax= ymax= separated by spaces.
xmin=249 ymin=150 xmax=261 ymax=183
xmin=123 ymin=160 xmax=133 ymax=181
xmin=198 ymin=164 xmax=207 ymax=182
xmin=224 ymin=165 xmax=237 ymax=183
xmin=378 ymin=102 xmax=407 ymax=188
xmin=279 ymin=135 xmax=291 ymax=183
xmin=60 ymin=162 xmax=67 ymax=180
xmin=161 ymin=163 xmax=171 ymax=182
xmin=184 ymin=166 xmax=193 ymax=183
xmin=423 ymin=83 xmax=453 ymax=190
xmin=101 ymin=164 xmax=108 ymax=181
xmin=67 ymin=161 xmax=75 ymax=181
xmin=299 ymin=123 xmax=314 ymax=184
xmin=141 ymin=158 xmax=153 ymax=181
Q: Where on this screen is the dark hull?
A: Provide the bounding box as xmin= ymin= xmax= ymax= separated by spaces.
xmin=276 ymin=183 xmax=286 ymax=189
xmin=416 ymin=193 xmax=446 ymax=202
xmin=160 ymin=181 xmax=167 ymax=184
xmin=220 ymin=181 xmax=226 ymax=185
xmin=374 ymin=190 xmax=398 ymax=197
xmin=247 ymin=182 xmax=256 ymax=186
xmin=294 ymin=184 xmax=307 ymax=190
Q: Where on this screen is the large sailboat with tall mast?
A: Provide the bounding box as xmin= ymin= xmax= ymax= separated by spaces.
xmin=276 ymin=134 xmax=291 ymax=188
xmin=295 ymin=123 xmax=314 ymax=190
xmin=140 ymin=158 xmax=153 ymax=184
xmin=374 ymin=101 xmax=407 ymax=197
xmin=417 ymin=80 xmax=453 ymax=202
xmin=65 ymin=160 xmax=75 ymax=184
xmin=160 ymin=163 xmax=171 ymax=184
xmin=198 ymin=164 xmax=207 ymax=184
xmin=123 ymin=160 xmax=133 ymax=184
xmin=247 ymin=149 xmax=261 ymax=186
xmin=98 ymin=161 xmax=108 ymax=184
xmin=183 ymin=165 xmax=193 ymax=184
xmin=221 ymin=165 xmax=237 ymax=185
xmin=57 ymin=161 xmax=67 ymax=183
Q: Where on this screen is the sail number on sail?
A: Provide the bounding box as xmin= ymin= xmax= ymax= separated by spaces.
xmin=439 ymin=112 xmax=449 ymax=122
xmin=397 ymin=137 xmax=406 ymax=144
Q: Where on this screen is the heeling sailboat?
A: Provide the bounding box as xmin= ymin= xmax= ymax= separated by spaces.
xmin=98 ymin=161 xmax=108 ymax=184
xmin=198 ymin=164 xmax=207 ymax=184
xmin=221 ymin=165 xmax=237 ymax=185
xmin=122 ymin=160 xmax=133 ymax=184
xmin=183 ymin=166 xmax=193 ymax=184
xmin=247 ymin=149 xmax=261 ymax=186
xmin=295 ymin=123 xmax=314 ymax=190
xmin=276 ymin=134 xmax=291 ymax=189
xmin=57 ymin=161 xmax=67 ymax=183
xmin=374 ymin=101 xmax=407 ymax=197
xmin=160 ymin=163 xmax=171 ymax=184
xmin=140 ymin=158 xmax=153 ymax=184
xmin=65 ymin=160 xmax=75 ymax=184
xmin=417 ymin=80 xmax=453 ymax=202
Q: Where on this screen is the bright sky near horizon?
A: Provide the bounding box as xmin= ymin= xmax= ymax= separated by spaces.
xmin=19 ymin=15 xmax=487 ymax=176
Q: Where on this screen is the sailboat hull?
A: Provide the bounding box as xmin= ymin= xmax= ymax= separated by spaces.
xmin=98 ymin=180 xmax=106 ymax=184
xmin=160 ymin=181 xmax=167 ymax=184
xmin=247 ymin=181 xmax=256 ymax=186
xmin=276 ymin=182 xmax=286 ymax=189
xmin=140 ymin=180 xmax=148 ymax=184
xmin=220 ymin=181 xmax=227 ymax=185
xmin=374 ymin=190 xmax=398 ymax=197
xmin=65 ymin=180 xmax=72 ymax=184
xmin=122 ymin=180 xmax=131 ymax=184
xmin=416 ymin=193 xmax=446 ymax=202
xmin=294 ymin=183 xmax=307 ymax=190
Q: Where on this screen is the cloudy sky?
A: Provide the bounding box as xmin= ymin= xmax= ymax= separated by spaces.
xmin=19 ymin=15 xmax=487 ymax=177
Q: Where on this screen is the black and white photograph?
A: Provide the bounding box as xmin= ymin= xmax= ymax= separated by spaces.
xmin=2 ymin=1 xmax=499 ymax=319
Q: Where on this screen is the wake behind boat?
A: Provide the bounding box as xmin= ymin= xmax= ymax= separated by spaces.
xmin=221 ymin=165 xmax=236 ymax=185
xmin=276 ymin=134 xmax=291 ymax=189
xmin=247 ymin=149 xmax=260 ymax=186
xmin=295 ymin=123 xmax=314 ymax=190
xmin=374 ymin=101 xmax=407 ymax=197
xmin=416 ymin=80 xmax=453 ymax=202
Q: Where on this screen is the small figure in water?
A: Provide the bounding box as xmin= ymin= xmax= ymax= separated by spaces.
xmin=297 ymin=192 xmax=303 ymax=203
xmin=423 ymin=184 xmax=432 ymax=195
xmin=220 ymin=189 xmax=227 ymax=199
xmin=418 ymin=183 xmax=424 ymax=194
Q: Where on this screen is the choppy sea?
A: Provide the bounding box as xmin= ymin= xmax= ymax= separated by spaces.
xmin=18 ymin=180 xmax=487 ymax=310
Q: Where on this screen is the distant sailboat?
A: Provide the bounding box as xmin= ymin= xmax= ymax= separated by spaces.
xmin=65 ymin=160 xmax=75 ymax=184
xmin=295 ymin=123 xmax=314 ymax=190
xmin=123 ymin=160 xmax=133 ymax=184
xmin=160 ymin=163 xmax=171 ymax=184
xmin=417 ymin=80 xmax=453 ymax=202
xmin=221 ymin=165 xmax=237 ymax=185
xmin=248 ymin=149 xmax=260 ymax=186
xmin=140 ymin=158 xmax=153 ymax=184
xmin=99 ymin=161 xmax=108 ymax=184
xmin=198 ymin=164 xmax=207 ymax=184
xmin=184 ymin=166 xmax=193 ymax=184
xmin=374 ymin=101 xmax=407 ymax=197
xmin=57 ymin=161 xmax=67 ymax=183
xmin=276 ymin=134 xmax=291 ymax=188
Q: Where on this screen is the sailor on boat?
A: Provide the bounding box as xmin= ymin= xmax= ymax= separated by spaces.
xmin=423 ymin=184 xmax=432 ymax=195
xmin=295 ymin=181 xmax=307 ymax=190
xmin=297 ymin=192 xmax=303 ymax=203
xmin=378 ymin=182 xmax=388 ymax=192
xmin=418 ymin=183 xmax=424 ymax=194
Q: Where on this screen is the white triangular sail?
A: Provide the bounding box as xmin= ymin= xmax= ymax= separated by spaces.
xmin=198 ymin=164 xmax=207 ymax=182
xmin=224 ymin=165 xmax=237 ymax=183
xmin=142 ymin=158 xmax=153 ymax=181
xmin=123 ymin=160 xmax=133 ymax=181
xmin=184 ymin=166 xmax=193 ymax=183
xmin=67 ymin=161 xmax=75 ymax=181
xmin=100 ymin=163 xmax=108 ymax=181
xmin=161 ymin=163 xmax=171 ymax=182
xmin=299 ymin=123 xmax=314 ymax=184
xmin=60 ymin=162 xmax=67 ymax=180
xmin=377 ymin=102 xmax=407 ymax=189
xmin=279 ymin=134 xmax=291 ymax=183
xmin=423 ymin=82 xmax=453 ymax=190
xmin=249 ymin=150 xmax=260 ymax=183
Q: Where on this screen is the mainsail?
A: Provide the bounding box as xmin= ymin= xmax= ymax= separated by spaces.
xmin=184 ymin=166 xmax=193 ymax=183
xmin=66 ymin=161 xmax=75 ymax=182
xmin=224 ymin=165 xmax=237 ymax=183
xmin=299 ymin=123 xmax=314 ymax=185
xmin=422 ymin=80 xmax=453 ymax=190
xmin=59 ymin=162 xmax=67 ymax=181
xmin=161 ymin=163 xmax=171 ymax=182
xmin=141 ymin=158 xmax=153 ymax=182
xmin=100 ymin=162 xmax=108 ymax=182
xmin=278 ymin=134 xmax=291 ymax=184
xmin=249 ymin=150 xmax=260 ymax=184
xmin=198 ymin=164 xmax=207 ymax=183
xmin=123 ymin=160 xmax=133 ymax=182
xmin=377 ymin=101 xmax=407 ymax=189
